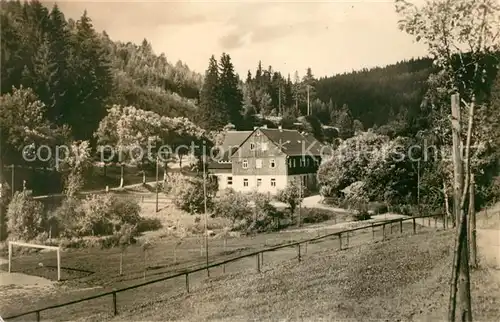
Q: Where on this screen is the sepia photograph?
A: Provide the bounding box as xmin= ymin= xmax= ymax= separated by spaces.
xmin=0 ymin=0 xmax=499 ymax=321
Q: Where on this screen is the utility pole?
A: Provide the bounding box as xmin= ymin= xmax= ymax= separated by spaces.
xmin=417 ymin=159 xmax=420 ymax=214
xmin=202 ymin=154 xmax=209 ymax=277
xmin=469 ymin=173 xmax=477 ymax=268
xmin=155 ymin=155 xmax=159 ymax=213
xmin=297 ymin=178 xmax=302 ymax=228
xmin=11 ymin=164 xmax=14 ymax=198
xmin=307 ymin=85 xmax=310 ymax=116
xmin=278 ymin=86 xmax=282 ymax=116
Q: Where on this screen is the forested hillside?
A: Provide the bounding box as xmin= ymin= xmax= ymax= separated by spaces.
xmin=1 ymin=0 xmax=202 ymax=142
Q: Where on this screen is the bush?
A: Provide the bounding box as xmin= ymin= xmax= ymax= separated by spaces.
xmin=51 ymin=197 xmax=85 ymax=238
xmin=172 ymin=176 xmax=214 ymax=215
xmin=7 ymin=192 xmax=45 ymax=240
xmin=75 ymin=194 xmax=142 ymax=236
xmin=353 ymin=210 xmax=371 ymax=221
xmin=368 ymin=202 xmax=388 ymax=214
xmin=212 ymin=189 xmax=251 ymax=225
xmin=301 ymin=208 xmax=333 ymax=224
xmin=136 ymin=218 xmax=162 ymax=233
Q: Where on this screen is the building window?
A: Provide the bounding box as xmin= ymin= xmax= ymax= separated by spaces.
xmin=270 ymin=178 xmax=276 ymax=187
xmin=227 ymin=176 xmax=232 ymax=185
xmin=288 ymin=159 xmax=292 ymax=167
xmin=257 ymin=178 xmax=262 ymax=186
xmin=242 ymin=159 xmax=248 ymax=169
xmin=293 ymin=158 xmax=296 ymax=167
xmin=256 ymin=159 xmax=262 ymax=169
xmin=243 ymin=178 xmax=249 ymax=187
xmin=270 ymin=159 xmax=276 ymax=168
xmin=300 ymin=158 xmax=305 ymax=167
xmin=250 ymin=143 xmax=255 ymax=150
xmin=262 ymin=142 xmax=268 ymax=151
xmin=306 ymin=158 xmax=310 ymax=166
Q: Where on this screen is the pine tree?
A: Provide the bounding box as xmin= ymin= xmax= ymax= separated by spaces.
xmin=46 ymin=4 xmax=71 ymax=124
xmin=219 ymin=53 xmax=243 ymax=129
xmin=68 ymin=11 xmax=113 ymax=139
xmin=337 ymin=104 xmax=354 ymax=139
xmin=284 ymin=74 xmax=294 ymax=114
xmin=198 ymin=55 xmax=226 ymax=130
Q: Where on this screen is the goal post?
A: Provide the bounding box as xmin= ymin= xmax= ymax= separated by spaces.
xmin=8 ymin=241 xmax=61 ymax=281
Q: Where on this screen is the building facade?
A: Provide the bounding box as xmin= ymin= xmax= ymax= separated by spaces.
xmin=208 ymin=126 xmax=326 ymax=195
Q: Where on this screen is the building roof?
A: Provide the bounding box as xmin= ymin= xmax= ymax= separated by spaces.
xmin=259 ymin=128 xmax=326 ymax=156
xmin=208 ymin=127 xmax=329 ymax=170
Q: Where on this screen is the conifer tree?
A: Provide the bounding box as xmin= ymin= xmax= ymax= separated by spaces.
xmin=198 ymin=55 xmax=226 ymax=130
xmin=219 ymin=53 xmax=243 ymax=129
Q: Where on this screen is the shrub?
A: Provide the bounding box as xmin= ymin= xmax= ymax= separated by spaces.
xmin=368 ymin=202 xmax=388 ymax=214
xmin=172 ymin=176 xmax=214 ymax=215
xmin=276 ymin=181 xmax=307 ymax=215
xmin=6 ymin=192 xmax=45 ymax=240
xmin=353 ymin=210 xmax=371 ymax=221
xmin=212 ymin=189 xmax=251 ymax=225
xmin=51 ymin=197 xmax=85 ymax=238
xmin=77 ymin=194 xmax=142 ymax=236
xmin=136 ymin=218 xmax=162 ymax=233
xmin=301 ymin=208 xmax=333 ymax=224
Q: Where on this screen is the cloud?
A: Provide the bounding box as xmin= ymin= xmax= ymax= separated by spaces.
xmin=219 ymin=31 xmax=249 ymax=50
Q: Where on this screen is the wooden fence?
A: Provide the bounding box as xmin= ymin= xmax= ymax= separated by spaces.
xmin=4 ymin=213 xmax=446 ymax=321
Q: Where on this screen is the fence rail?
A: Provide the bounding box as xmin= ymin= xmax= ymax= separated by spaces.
xmin=4 ymin=213 xmax=446 ymax=321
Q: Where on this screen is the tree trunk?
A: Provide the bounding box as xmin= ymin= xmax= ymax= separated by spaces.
xmin=120 ymin=251 xmax=123 ymax=275
xmin=143 ymin=250 xmax=147 ymax=280
xmin=119 ymin=164 xmax=124 ymax=188
xmin=142 ymin=170 xmax=146 ymax=185
xmin=469 ymin=174 xmax=477 ymax=268
xmin=444 ymin=180 xmax=451 ymax=228
xmin=163 ymin=163 xmax=167 ymax=183
xmin=448 ymin=93 xmax=473 ymax=322
xmin=103 ymin=163 xmax=107 ymax=177
xmin=457 ymin=208 xmax=473 ymax=321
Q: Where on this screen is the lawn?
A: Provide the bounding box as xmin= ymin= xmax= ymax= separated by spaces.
xmin=1 ymin=219 xmax=438 ymax=321
xmin=79 ymin=229 xmax=499 ymax=322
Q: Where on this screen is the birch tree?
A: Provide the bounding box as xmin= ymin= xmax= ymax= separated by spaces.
xmin=395 ymin=1 xmax=500 ymax=321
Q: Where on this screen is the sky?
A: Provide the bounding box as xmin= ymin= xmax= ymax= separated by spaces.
xmin=48 ymin=0 xmax=429 ymax=78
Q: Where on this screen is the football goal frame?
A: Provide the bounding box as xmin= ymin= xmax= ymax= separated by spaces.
xmin=8 ymin=241 xmax=61 ymax=281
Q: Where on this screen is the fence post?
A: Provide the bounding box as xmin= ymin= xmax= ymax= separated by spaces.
xmin=346 ymin=231 xmax=349 ymax=248
xmin=390 ymin=221 xmax=393 ymax=234
xmin=112 ymin=291 xmax=117 ymax=316
xmin=256 ymin=253 xmax=261 ymax=273
xmin=304 ymin=242 xmax=308 ymax=254
xmin=434 ymin=215 xmax=437 ymax=227
xmin=399 ymin=219 xmax=403 ymax=234
xmin=36 ymin=311 xmax=40 ymax=322
xmin=185 ymin=273 xmax=189 ymax=293
xmin=261 ymin=252 xmax=264 ymax=266
xmin=339 ymin=233 xmax=342 ymax=250
xmin=382 ymin=224 xmax=386 ymax=240
xmin=443 ymin=215 xmax=446 ymax=229
xmin=298 ymin=244 xmax=301 ymax=262
xmin=412 ymin=218 xmax=416 ymax=234
xmin=222 ymin=263 xmax=226 ymax=274
xmin=372 ymin=223 xmax=375 ymax=240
